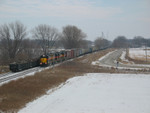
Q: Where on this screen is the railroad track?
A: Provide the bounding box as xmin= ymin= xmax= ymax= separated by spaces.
xmin=0 ymin=67 xmax=41 ymax=85
xmin=0 ymin=72 xmax=12 ymax=78
xmin=0 ymin=57 xmax=79 ymax=85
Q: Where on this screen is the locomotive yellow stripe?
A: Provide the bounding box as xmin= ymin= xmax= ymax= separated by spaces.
xmin=40 ymin=58 xmax=47 ymax=63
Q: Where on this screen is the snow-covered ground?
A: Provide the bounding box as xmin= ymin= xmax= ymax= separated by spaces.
xmin=19 ymin=73 xmax=150 ymax=113
xmin=129 ymin=48 xmax=150 ymax=61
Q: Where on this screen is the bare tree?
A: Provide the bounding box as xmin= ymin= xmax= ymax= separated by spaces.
xmin=132 ymin=36 xmax=146 ymax=47
xmin=61 ymin=25 xmax=86 ymax=49
xmin=19 ymin=39 xmax=42 ymax=60
xmin=94 ymin=37 xmax=111 ymax=49
xmin=32 ymin=24 xmax=60 ymax=54
xmin=0 ymin=21 xmax=27 ymax=63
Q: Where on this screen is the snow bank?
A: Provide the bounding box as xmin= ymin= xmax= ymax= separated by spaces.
xmin=19 ymin=73 xmax=150 ymax=113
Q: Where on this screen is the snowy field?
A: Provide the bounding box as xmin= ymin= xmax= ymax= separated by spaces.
xmin=129 ymin=48 xmax=150 ymax=61
xmin=19 ymin=73 xmax=150 ymax=113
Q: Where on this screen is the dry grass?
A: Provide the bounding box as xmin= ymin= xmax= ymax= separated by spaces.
xmin=0 ymin=66 xmax=9 ymax=74
xmin=131 ymin=56 xmax=150 ymax=62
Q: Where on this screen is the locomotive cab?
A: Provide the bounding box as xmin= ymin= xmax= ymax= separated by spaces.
xmin=40 ymin=55 xmax=48 ymax=66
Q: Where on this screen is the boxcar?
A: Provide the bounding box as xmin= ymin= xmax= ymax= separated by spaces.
xmin=66 ymin=50 xmax=71 ymax=59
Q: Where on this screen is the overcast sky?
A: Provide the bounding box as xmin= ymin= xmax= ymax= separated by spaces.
xmin=0 ymin=0 xmax=150 ymax=41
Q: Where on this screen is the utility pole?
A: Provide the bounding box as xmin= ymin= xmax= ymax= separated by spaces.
xmin=102 ymin=32 xmax=104 ymax=39
xmin=145 ymin=43 xmax=147 ymax=63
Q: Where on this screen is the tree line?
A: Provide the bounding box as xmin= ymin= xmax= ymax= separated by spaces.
xmin=0 ymin=21 xmax=91 ymax=65
xmin=0 ymin=21 xmax=149 ymax=65
xmin=111 ymin=36 xmax=150 ymax=48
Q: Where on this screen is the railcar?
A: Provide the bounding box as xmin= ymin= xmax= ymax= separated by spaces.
xmin=9 ymin=60 xmax=39 ymax=72
xmin=71 ymin=49 xmax=75 ymax=58
xmin=60 ymin=51 xmax=67 ymax=61
xmin=48 ymin=52 xmax=55 ymax=65
xmin=75 ymin=48 xmax=81 ymax=57
xmin=54 ymin=52 xmax=60 ymax=63
xmin=66 ymin=50 xmax=72 ymax=59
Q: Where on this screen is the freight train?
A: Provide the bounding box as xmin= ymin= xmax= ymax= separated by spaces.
xmin=9 ymin=47 xmax=108 ymax=72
